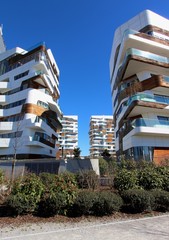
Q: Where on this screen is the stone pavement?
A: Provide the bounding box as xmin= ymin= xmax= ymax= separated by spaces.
xmin=1 ymin=214 xmax=169 ymax=240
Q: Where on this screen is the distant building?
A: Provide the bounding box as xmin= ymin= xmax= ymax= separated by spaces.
xmin=110 ymin=10 xmax=169 ymax=164
xmin=57 ymin=115 xmax=78 ymax=159
xmin=0 ymin=26 xmax=62 ymax=159
xmin=89 ymin=115 xmax=115 ymax=158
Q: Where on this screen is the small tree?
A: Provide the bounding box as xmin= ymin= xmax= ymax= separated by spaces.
xmin=101 ymin=149 xmax=111 ymax=161
xmin=99 ymin=157 xmax=109 ymax=176
xmin=73 ymin=147 xmax=81 ymax=158
xmin=11 ymin=119 xmax=24 ymax=184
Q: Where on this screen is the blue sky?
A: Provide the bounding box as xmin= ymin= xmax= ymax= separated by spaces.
xmin=1 ymin=0 xmax=169 ymax=155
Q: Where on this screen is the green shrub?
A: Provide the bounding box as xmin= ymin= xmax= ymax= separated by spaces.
xmin=91 ymin=191 xmax=123 ymax=216
xmin=76 ymin=170 xmax=99 ymax=190
xmin=39 ymin=172 xmax=56 ymax=186
xmin=138 ymin=167 xmax=163 ymax=190
xmin=7 ymin=173 xmax=44 ymax=215
xmin=37 ymin=191 xmax=67 ymax=217
xmin=118 ymin=159 xmax=137 ymax=170
xmin=121 ymin=189 xmax=154 ymax=213
xmin=114 ymin=169 xmax=138 ymax=192
xmin=68 ymin=190 xmax=97 ymax=217
xmin=0 ymin=169 xmax=4 ymax=184
xmin=37 ymin=172 xmax=78 ymax=217
xmin=156 ymin=166 xmax=169 ymax=191
xmin=151 ymin=189 xmax=169 ymax=212
xmin=99 ymin=157 xmax=109 ymax=176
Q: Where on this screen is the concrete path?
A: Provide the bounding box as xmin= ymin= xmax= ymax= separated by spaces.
xmin=1 ymin=214 xmax=169 ymax=240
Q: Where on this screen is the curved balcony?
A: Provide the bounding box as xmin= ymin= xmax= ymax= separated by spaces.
xmin=127 ymin=92 xmax=169 ymax=106
xmin=126 ymin=118 xmax=169 ymax=137
xmin=114 ymin=48 xmax=169 ymax=90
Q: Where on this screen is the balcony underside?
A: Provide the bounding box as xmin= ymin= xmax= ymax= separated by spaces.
xmin=127 ymin=126 xmax=169 ymax=137
xmin=122 ymin=100 xmax=167 ymax=120
xmin=118 ymin=75 xmax=169 ymax=106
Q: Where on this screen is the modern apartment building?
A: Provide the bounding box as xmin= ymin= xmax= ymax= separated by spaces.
xmin=89 ymin=115 xmax=115 ymax=158
xmin=56 ymin=115 xmax=78 ymax=159
xmin=110 ymin=10 xmax=169 ymax=164
xmin=0 ymin=27 xmax=62 ymax=159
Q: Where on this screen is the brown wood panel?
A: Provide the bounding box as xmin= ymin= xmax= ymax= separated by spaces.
xmin=140 ymin=24 xmax=169 ymax=37
xmin=22 ymin=103 xmax=47 ymax=116
xmin=154 ymin=148 xmax=169 ymax=165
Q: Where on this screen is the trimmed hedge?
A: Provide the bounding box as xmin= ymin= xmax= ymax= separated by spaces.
xmin=37 ymin=191 xmax=67 ymax=217
xmin=68 ymin=190 xmax=97 ymax=217
xmin=151 ymin=189 xmax=169 ymax=212
xmin=121 ymin=189 xmax=154 ymax=213
xmin=91 ymin=191 xmax=123 ymax=216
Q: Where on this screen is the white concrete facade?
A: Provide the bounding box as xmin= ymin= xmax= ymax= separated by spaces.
xmin=110 ymin=10 xmax=169 ymax=163
xmin=0 ymin=29 xmax=62 ymax=159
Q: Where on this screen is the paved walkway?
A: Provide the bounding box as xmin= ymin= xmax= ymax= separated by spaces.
xmin=1 ymin=214 xmax=169 ymax=240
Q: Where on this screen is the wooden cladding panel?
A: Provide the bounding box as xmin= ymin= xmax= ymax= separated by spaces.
xmin=136 ymin=32 xmax=169 ymax=47
xmin=140 ymin=25 xmax=169 ymax=38
xmin=22 ymin=103 xmax=47 ymax=116
xmin=118 ymin=100 xmax=166 ymax=129
xmin=118 ymin=75 xmax=168 ymax=109
xmin=153 ymin=148 xmax=169 ymax=165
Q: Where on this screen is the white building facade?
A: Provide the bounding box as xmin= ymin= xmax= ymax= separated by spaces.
xmin=89 ymin=115 xmax=115 ymax=158
xmin=110 ymin=10 xmax=169 ymax=164
xmin=57 ymin=115 xmax=78 ymax=159
xmin=0 ymin=27 xmax=62 ymax=159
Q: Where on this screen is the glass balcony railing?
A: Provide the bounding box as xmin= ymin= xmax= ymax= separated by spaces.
xmin=128 ymin=48 xmax=168 ymax=63
xmin=127 ymin=93 xmax=169 ymax=106
xmin=0 ymin=51 xmax=43 ymax=76
xmin=116 ymin=47 xmax=169 ymax=86
xmin=132 ymin=118 xmax=169 ymax=129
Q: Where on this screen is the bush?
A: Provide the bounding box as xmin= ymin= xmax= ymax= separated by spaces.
xmin=118 ymin=159 xmax=137 ymax=170
xmin=0 ymin=169 xmax=4 ymax=184
xmin=37 ymin=191 xmax=67 ymax=217
xmin=39 ymin=172 xmax=56 ymax=186
xmin=156 ymin=166 xmax=169 ymax=191
xmin=37 ymin=172 xmax=78 ymax=217
xmin=121 ymin=189 xmax=154 ymax=213
xmin=76 ymin=170 xmax=99 ymax=190
xmin=114 ymin=169 xmax=138 ymax=192
xmin=68 ymin=190 xmax=97 ymax=217
xmin=7 ymin=173 xmax=44 ymax=215
xmin=138 ymin=167 xmax=163 ymax=190
xmin=99 ymin=157 xmax=109 ymax=176
xmin=91 ymin=191 xmax=123 ymax=216
xmin=151 ymin=189 xmax=169 ymax=212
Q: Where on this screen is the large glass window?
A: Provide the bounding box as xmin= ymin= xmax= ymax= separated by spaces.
xmin=0 ymin=99 xmax=26 ymax=109
xmin=14 ymin=70 xmax=29 ymax=80
xmin=0 ymin=131 xmax=22 ymax=138
xmin=37 ymin=100 xmax=49 ymax=109
xmin=125 ymin=146 xmax=153 ymax=161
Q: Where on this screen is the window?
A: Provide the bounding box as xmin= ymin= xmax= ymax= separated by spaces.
xmin=37 ymin=100 xmax=49 ymax=109
xmin=14 ymin=71 xmax=29 ymax=80
xmin=0 ymin=99 xmax=26 ymax=109
xmin=0 ymin=131 xmax=22 ymax=138
xmin=157 ymin=116 xmax=169 ymax=125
